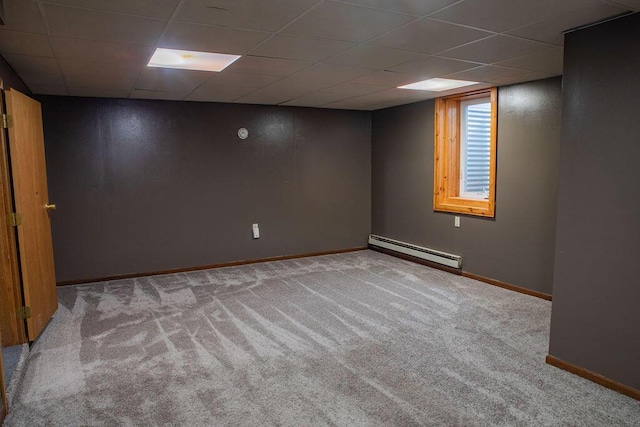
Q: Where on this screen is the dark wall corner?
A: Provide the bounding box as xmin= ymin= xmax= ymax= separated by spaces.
xmin=0 ymin=53 xmax=31 ymax=95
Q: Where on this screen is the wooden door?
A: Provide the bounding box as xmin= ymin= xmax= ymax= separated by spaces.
xmin=5 ymin=88 xmax=57 ymax=341
xmin=0 ymin=87 xmax=26 ymax=347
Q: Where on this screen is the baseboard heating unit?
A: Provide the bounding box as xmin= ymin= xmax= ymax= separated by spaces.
xmin=368 ymin=234 xmax=462 ymax=269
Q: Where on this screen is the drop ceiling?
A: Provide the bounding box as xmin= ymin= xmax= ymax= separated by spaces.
xmin=0 ymin=0 xmax=636 ymax=110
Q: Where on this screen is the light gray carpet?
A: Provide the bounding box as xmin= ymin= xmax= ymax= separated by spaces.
xmin=2 ymin=346 xmax=22 ymax=388
xmin=5 ymin=250 xmax=640 ymax=426
xmin=4 ymin=344 xmax=28 ymax=407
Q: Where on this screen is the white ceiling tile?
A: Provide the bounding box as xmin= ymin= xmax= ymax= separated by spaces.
xmin=209 ymin=72 xmax=281 ymax=87
xmin=224 ymin=56 xmax=309 ymax=76
xmin=282 ymin=1 xmax=416 ymax=42
xmin=343 ymin=0 xmax=459 ymax=16
xmin=177 ymin=0 xmax=318 ymax=32
xmin=44 ymin=4 xmax=167 ymax=46
xmin=324 ymin=44 xmax=422 ymax=70
xmin=134 ymin=67 xmax=213 ymax=92
xmin=231 ymin=95 xmax=280 ymax=105
xmin=237 ymin=82 xmax=312 ymax=104
xmin=320 ymin=82 xmax=387 ymax=96
xmin=186 ymin=92 xmax=243 ymax=103
xmin=58 ymin=59 xmax=140 ymax=90
xmin=0 ymin=0 xmax=47 ymax=34
xmin=350 ymin=70 xmax=422 ymax=87
xmin=130 ymin=89 xmax=188 ymax=100
xmin=438 ymin=35 xmax=551 ymax=64
xmin=343 ymin=88 xmax=437 ymax=108
xmin=388 ymin=55 xmax=481 ymax=77
xmin=28 ymin=84 xmax=68 ymax=96
xmin=491 ymin=71 xmax=555 ymax=86
xmin=283 ymin=63 xmax=372 ymax=90
xmin=4 ymin=54 xmax=59 ymax=74
xmin=51 ymin=37 xmax=154 ymax=65
xmin=66 ymin=86 xmax=130 ymax=98
xmin=321 ymin=99 xmax=374 ymax=110
xmin=495 ymin=47 xmax=563 ymax=75
xmin=43 ymin=0 xmax=181 ymax=19
xmin=160 ymin=22 xmax=270 ymax=54
xmin=19 ymin=69 xmax=64 ymax=87
xmin=0 ymin=0 xmax=590 ymax=108
xmin=444 ymin=65 xmax=528 ymax=83
xmin=0 ymin=31 xmax=53 ymax=57
xmin=372 ymin=18 xmax=492 ymax=54
xmin=186 ymin=72 xmax=280 ymax=102
xmin=281 ymin=91 xmax=354 ymax=107
xmin=506 ymin=2 xmax=628 ymax=45
xmin=430 ymin=0 xmax=596 ymax=33
xmin=250 ymin=35 xmax=356 ymax=62
xmin=186 ymin=88 xmax=248 ymax=102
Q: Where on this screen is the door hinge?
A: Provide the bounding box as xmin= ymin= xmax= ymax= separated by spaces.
xmin=8 ymin=212 xmax=22 ymax=226
xmin=2 ymin=113 xmax=13 ymax=129
xmin=16 ymin=306 xmax=31 ymax=320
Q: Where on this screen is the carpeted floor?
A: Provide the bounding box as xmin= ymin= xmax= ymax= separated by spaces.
xmin=4 ymin=250 xmax=640 ymax=426
xmin=2 ymin=346 xmax=22 ymax=390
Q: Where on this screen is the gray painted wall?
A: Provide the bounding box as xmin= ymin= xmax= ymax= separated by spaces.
xmin=549 ymin=13 xmax=640 ymax=390
xmin=40 ymin=97 xmax=371 ymax=282
xmin=371 ymin=78 xmax=562 ymax=294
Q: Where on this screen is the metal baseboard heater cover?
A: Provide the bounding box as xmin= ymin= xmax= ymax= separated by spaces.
xmin=368 ymin=234 xmax=462 ymax=269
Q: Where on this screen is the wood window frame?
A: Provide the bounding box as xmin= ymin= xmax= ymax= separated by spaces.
xmin=434 ymin=87 xmax=497 ymax=218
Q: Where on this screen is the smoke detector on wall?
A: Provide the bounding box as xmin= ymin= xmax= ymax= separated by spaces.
xmin=238 ymin=128 xmax=248 ymax=140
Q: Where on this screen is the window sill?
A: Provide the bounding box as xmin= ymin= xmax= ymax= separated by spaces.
xmin=433 ymin=196 xmax=495 ymax=217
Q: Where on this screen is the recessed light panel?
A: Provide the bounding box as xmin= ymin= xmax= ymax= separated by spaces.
xmin=398 ymin=78 xmax=478 ymax=91
xmin=148 ymin=48 xmax=241 ymax=72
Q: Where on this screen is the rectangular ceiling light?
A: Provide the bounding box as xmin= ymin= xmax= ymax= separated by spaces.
xmin=148 ymin=48 xmax=241 ymax=72
xmin=398 ymin=78 xmax=478 ymax=92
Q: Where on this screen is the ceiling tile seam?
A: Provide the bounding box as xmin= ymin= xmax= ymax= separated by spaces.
xmin=35 ymin=0 xmax=68 ymax=96
xmin=237 ymin=13 xmax=446 ymax=101
xmin=318 ymin=84 xmax=387 ymax=96
xmin=421 ymin=16 xmax=508 ymax=36
xmin=333 ymin=0 xmax=467 ymax=18
xmin=38 ymin=1 xmax=174 ymax=21
xmin=182 ymin=0 xmax=326 ymax=102
xmin=425 ymin=56 xmax=486 ymax=67
xmin=603 ymin=0 xmax=640 ymax=11
xmin=316 ymin=15 xmax=492 ymax=61
xmin=563 ymin=10 xmax=636 ymax=34
xmin=443 ymin=65 xmax=537 ymax=80
xmin=277 ymin=85 xmax=387 ymax=107
xmin=0 ymin=28 xmax=51 ymax=37
xmin=244 ymin=3 xmax=432 ymax=65
xmin=423 ymin=0 xmax=473 ymax=17
xmin=239 ymin=0 xmax=325 ymax=55
xmin=490 ymin=46 xmax=562 ymax=67
xmin=128 ymin=0 xmax=189 ymax=99
xmin=326 ymin=0 xmax=422 ymax=17
xmin=166 ymin=20 xmax=274 ymax=36
xmin=499 ymin=7 xmax=633 ymax=43
xmin=431 ymin=33 xmax=559 ymax=60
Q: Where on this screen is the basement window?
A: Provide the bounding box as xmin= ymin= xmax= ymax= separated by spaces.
xmin=434 ymin=87 xmax=497 ymax=217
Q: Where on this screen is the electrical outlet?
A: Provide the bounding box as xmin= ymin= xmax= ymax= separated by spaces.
xmin=454 ymin=216 xmax=460 ymax=228
xmin=252 ymin=223 xmax=260 ymax=239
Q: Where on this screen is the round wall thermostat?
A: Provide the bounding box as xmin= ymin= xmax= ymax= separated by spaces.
xmin=238 ymin=128 xmax=248 ymax=140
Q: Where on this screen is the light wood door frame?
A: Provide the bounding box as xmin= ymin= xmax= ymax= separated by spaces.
xmin=0 ymin=85 xmax=27 ymax=347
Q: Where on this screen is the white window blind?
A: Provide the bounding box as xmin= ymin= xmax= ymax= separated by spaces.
xmin=460 ymin=98 xmax=491 ymax=199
